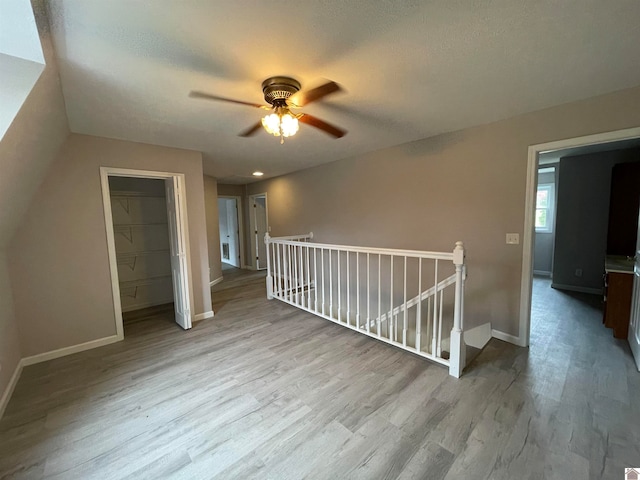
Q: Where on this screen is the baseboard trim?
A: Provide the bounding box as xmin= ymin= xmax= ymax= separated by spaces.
xmin=210 ymin=276 xmax=224 ymax=287
xmin=21 ymin=335 xmax=121 ymax=367
xmin=533 ymin=270 xmax=552 ymax=277
xmin=551 ymin=283 xmax=602 ymax=295
xmin=0 ymin=359 xmax=24 ymax=419
xmin=492 ymin=329 xmax=525 ymax=346
xmin=194 ymin=311 xmax=214 ymax=322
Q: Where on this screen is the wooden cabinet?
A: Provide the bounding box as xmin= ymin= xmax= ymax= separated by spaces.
xmin=603 ymin=271 xmax=633 ymax=339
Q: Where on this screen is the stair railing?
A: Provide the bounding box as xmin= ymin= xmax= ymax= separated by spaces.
xmin=265 ymin=233 xmax=466 ymax=377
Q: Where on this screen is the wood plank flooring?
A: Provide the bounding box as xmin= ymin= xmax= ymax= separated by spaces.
xmin=1 ymin=274 xmax=639 ymax=479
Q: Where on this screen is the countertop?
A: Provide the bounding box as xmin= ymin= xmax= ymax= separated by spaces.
xmin=605 ymin=255 xmax=635 ymax=274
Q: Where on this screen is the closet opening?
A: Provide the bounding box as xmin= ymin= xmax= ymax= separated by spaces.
xmin=100 ymin=167 xmax=194 ymax=338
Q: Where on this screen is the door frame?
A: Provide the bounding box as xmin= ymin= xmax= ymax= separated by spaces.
xmin=248 ymin=192 xmax=269 ymax=270
xmin=518 ymin=126 xmax=640 ymax=347
xmin=100 ymin=167 xmax=195 ymax=339
xmin=218 ymin=195 xmax=245 ymax=268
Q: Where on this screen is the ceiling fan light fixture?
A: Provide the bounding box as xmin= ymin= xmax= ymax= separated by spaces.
xmin=261 ymin=108 xmax=299 ymax=142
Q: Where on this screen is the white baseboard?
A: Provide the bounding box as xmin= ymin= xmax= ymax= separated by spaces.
xmin=194 ymin=311 xmax=214 ymax=322
xmin=0 ymin=359 xmax=23 ymax=419
xmin=492 ymin=329 xmax=524 ymax=346
xmin=210 ymin=276 xmax=224 ymax=287
xmin=21 ymin=335 xmax=121 ymax=366
xmin=551 ymin=283 xmax=602 ymax=295
xmin=243 ymin=264 xmax=256 ymax=271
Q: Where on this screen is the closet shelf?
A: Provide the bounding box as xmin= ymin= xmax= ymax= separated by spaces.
xmin=110 ymin=191 xmax=166 ymax=198
xmin=113 ymin=223 xmax=168 ymax=228
xmin=116 ymin=250 xmax=171 ymax=271
xmin=117 ymin=249 xmax=170 ymax=259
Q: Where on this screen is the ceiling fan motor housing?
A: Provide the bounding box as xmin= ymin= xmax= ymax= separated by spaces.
xmin=262 ymin=76 xmax=301 ymax=106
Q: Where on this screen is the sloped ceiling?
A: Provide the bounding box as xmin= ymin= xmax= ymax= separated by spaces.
xmin=0 ymin=0 xmax=69 ymax=248
xmin=47 ymin=0 xmax=640 ymax=183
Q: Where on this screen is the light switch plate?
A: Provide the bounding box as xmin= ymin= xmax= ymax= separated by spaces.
xmin=506 ymin=233 xmax=520 ymax=245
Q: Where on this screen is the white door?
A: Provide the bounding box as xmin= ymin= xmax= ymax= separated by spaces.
xmin=254 ymin=196 xmax=268 ymax=270
xmin=165 ymin=177 xmax=192 ymax=329
xmin=227 ymin=199 xmax=240 ymax=267
xmin=629 ymin=210 xmax=640 ymax=371
xmin=218 ymin=198 xmax=240 ymax=267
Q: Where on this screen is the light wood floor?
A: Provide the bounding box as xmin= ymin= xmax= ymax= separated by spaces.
xmin=1 ymin=274 xmax=639 ymax=479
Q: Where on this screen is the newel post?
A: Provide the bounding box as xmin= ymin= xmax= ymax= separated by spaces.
xmin=449 ymin=241 xmax=466 ymax=378
xmin=265 ymin=233 xmax=273 ymax=300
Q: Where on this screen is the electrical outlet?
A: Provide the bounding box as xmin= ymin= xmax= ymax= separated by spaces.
xmin=575 ymin=268 xmax=583 ymax=277
xmin=506 ymin=233 xmax=520 ymax=245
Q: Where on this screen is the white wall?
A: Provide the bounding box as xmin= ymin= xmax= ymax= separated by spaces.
xmin=9 ymin=134 xmax=212 ymax=357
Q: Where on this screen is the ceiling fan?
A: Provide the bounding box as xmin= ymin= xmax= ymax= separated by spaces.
xmin=189 ymin=76 xmax=346 ymax=143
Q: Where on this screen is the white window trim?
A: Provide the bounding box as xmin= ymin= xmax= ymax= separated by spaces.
xmin=535 ymin=183 xmax=555 ymax=233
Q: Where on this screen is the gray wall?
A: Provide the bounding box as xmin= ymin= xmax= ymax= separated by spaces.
xmin=533 ymin=169 xmax=557 ymax=275
xmin=247 ymin=85 xmax=640 ymax=337
xmin=9 ymin=134 xmax=212 ymax=357
xmin=552 ymin=149 xmax=640 ymax=291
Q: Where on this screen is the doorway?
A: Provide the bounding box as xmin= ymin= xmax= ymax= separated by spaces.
xmin=100 ymin=167 xmax=194 ymax=338
xmin=249 ymin=193 xmax=268 ymax=270
xmin=218 ymin=196 xmax=243 ymax=268
xmin=520 ymin=127 xmax=640 ymax=347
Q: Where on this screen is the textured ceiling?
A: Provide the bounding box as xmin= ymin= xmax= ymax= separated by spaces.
xmin=46 ymin=0 xmax=640 ymax=183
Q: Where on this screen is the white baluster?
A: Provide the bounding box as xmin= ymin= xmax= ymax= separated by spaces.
xmin=314 ymin=247 xmax=318 ymax=312
xmin=329 ymin=249 xmax=333 ymax=318
xmin=390 ymin=255 xmax=394 ymax=341
xmin=321 ymin=248 xmax=325 ymax=315
xmin=403 ymin=256 xmax=407 ymax=347
xmin=299 ymin=244 xmax=304 ymax=304
xmin=416 ymin=258 xmax=422 ymax=352
xmin=337 ymin=250 xmax=341 ymax=321
xmin=306 ymin=245 xmax=311 ymax=308
xmin=437 ymin=289 xmax=444 ymax=356
xmin=377 ymin=254 xmax=381 ymax=338
xmin=356 ymin=252 xmax=360 ymax=329
xmin=431 ymin=259 xmax=438 ymax=356
xmin=366 ymin=253 xmax=370 ymax=333
xmin=346 ymin=251 xmax=350 ymax=326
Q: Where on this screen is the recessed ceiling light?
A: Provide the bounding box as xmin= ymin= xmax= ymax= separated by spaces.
xmin=252 ymin=171 xmax=264 ymax=177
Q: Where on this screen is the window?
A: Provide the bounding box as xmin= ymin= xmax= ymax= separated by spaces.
xmin=535 ymin=184 xmax=555 ymax=233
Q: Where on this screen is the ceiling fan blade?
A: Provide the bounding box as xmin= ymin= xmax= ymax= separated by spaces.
xmin=189 ymin=91 xmax=270 ymax=110
xmin=239 ymin=121 xmax=263 ymax=137
xmin=289 ymin=81 xmax=342 ymax=107
xmin=298 ymin=114 xmax=346 ymax=138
